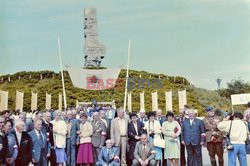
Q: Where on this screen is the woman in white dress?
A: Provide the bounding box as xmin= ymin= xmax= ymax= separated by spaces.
xmin=51 ymin=110 xmax=67 ymax=166
xmin=144 ymin=111 xmax=162 ymax=166
xmin=162 ymin=111 xmax=181 ymax=166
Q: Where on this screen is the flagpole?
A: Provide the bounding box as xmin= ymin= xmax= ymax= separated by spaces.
xmin=123 ymin=40 xmax=131 ymax=111
xmin=58 ymin=37 xmax=67 ymax=111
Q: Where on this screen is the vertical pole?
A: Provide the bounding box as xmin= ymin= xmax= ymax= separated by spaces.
xmin=58 ymin=37 xmax=67 ymax=111
xmin=123 ymin=40 xmax=131 ymax=111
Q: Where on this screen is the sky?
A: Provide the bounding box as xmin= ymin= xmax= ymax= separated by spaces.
xmin=0 ymin=0 xmax=250 ymax=90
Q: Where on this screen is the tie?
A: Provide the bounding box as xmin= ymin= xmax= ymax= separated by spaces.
xmin=142 ymin=145 xmax=147 ymax=161
xmin=107 ymin=149 xmax=111 ymax=161
xmin=38 ymin=131 xmax=44 ymax=148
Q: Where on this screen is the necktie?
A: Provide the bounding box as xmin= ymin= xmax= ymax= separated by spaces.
xmin=107 ymin=149 xmax=111 ymax=161
xmin=142 ymin=145 xmax=147 ymax=161
xmin=38 ymin=131 xmax=44 ymax=148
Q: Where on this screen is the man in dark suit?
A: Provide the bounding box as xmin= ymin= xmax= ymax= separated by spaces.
xmin=176 ymin=109 xmax=186 ymax=166
xmin=0 ymin=116 xmax=8 ymax=165
xmin=12 ymin=120 xmax=32 ymax=166
xmin=138 ymin=110 xmax=148 ymax=124
xmin=128 ymin=112 xmax=145 ymax=164
xmin=29 ymin=119 xmax=51 ymax=166
xmin=181 ymin=109 xmax=205 ymax=166
xmin=42 ymin=111 xmax=56 ymax=166
xmin=65 ymin=110 xmax=80 ymax=166
xmin=155 ymin=109 xmax=166 ymax=126
xmin=96 ymin=139 xmax=120 ymax=166
xmin=132 ymin=134 xmax=156 ymax=166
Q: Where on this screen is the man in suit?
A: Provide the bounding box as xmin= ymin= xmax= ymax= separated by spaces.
xmin=110 ymin=108 xmax=129 ymax=165
xmin=29 ymin=119 xmax=51 ymax=166
xmin=12 ymin=119 xmax=32 ymax=166
xmin=132 ymin=134 xmax=156 ymax=166
xmin=176 ymin=109 xmax=186 ymax=166
xmin=42 ymin=111 xmax=56 ymax=166
xmin=128 ymin=112 xmax=145 ymax=163
xmin=65 ymin=110 xmax=80 ymax=166
xmin=4 ymin=120 xmax=18 ymax=166
xmin=181 ymin=109 xmax=205 ymax=166
xmin=91 ymin=111 xmax=107 ymax=162
xmin=155 ymin=109 xmax=166 ymax=126
xmin=0 ymin=116 xmax=8 ymax=165
xmin=96 ymin=139 xmax=120 ymax=166
xmin=138 ymin=110 xmax=148 ymax=124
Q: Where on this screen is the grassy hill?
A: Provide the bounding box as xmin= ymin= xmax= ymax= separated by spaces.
xmin=0 ymin=69 xmax=231 ymax=115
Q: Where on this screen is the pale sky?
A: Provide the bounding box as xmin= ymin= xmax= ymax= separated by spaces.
xmin=0 ymin=0 xmax=250 ymax=90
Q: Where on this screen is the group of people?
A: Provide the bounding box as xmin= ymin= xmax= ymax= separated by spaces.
xmin=0 ymin=102 xmax=249 ymax=166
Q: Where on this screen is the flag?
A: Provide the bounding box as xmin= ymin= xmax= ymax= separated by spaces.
xmin=67 ymin=66 xmax=121 ymax=90
xmin=140 ymin=91 xmax=145 ymax=112
xmin=58 ymin=93 xmax=62 ymax=111
xmin=16 ymin=91 xmax=24 ymax=112
xmin=46 ymin=92 xmax=51 ymax=110
xmin=152 ymin=91 xmax=158 ymax=111
xmin=165 ymin=90 xmax=172 ymax=111
xmin=0 ymin=90 xmax=8 ymax=111
xmin=31 ymin=92 xmax=37 ymax=111
xmin=178 ymin=89 xmax=187 ymax=109
xmin=127 ymin=92 xmax=132 ymax=112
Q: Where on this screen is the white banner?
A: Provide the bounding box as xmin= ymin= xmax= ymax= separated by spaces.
xmin=152 ymin=91 xmax=158 ymax=111
xmin=16 ymin=91 xmax=24 ymax=112
xmin=58 ymin=93 xmax=62 ymax=111
xmin=165 ymin=90 xmax=173 ymax=111
xmin=231 ymin=93 xmax=250 ymax=105
xmin=67 ymin=66 xmax=121 ymax=90
xmin=46 ymin=92 xmax=51 ymax=110
xmin=0 ymin=90 xmax=8 ymax=111
xmin=178 ymin=89 xmax=187 ymax=110
xmin=128 ymin=92 xmax=132 ymax=112
xmin=31 ymin=92 xmax=37 ymax=111
xmin=140 ymin=91 xmax=145 ymax=112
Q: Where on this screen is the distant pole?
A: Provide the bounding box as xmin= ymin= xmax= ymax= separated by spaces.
xmin=123 ymin=40 xmax=131 ymax=111
xmin=58 ymin=37 xmax=67 ymax=111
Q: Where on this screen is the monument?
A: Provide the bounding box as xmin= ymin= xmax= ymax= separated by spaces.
xmin=84 ymin=8 xmax=106 ymax=67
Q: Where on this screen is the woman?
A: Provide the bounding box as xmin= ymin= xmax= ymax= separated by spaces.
xmin=162 ymin=111 xmax=181 ymax=166
xmin=51 ymin=110 xmax=67 ymax=166
xmin=128 ymin=112 xmax=145 ymax=164
xmin=144 ymin=111 xmax=162 ymax=165
xmin=76 ymin=112 xmax=94 ymax=166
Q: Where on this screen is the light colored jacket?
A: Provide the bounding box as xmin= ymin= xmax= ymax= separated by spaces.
xmin=218 ymin=119 xmax=248 ymax=144
xmin=79 ymin=121 xmax=93 ymax=144
xmin=110 ymin=117 xmax=129 ymax=146
xmin=144 ymin=120 xmax=162 ymax=139
xmin=51 ymin=120 xmax=67 ymax=148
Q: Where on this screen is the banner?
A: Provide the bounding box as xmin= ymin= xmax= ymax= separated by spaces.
xmin=46 ymin=92 xmax=51 ymax=110
xmin=140 ymin=91 xmax=145 ymax=112
xmin=0 ymin=90 xmax=8 ymax=111
xmin=152 ymin=91 xmax=158 ymax=111
xmin=165 ymin=90 xmax=173 ymax=111
xmin=231 ymin=93 xmax=250 ymax=105
xmin=31 ymin=92 xmax=37 ymax=111
xmin=178 ymin=89 xmax=187 ymax=109
xmin=16 ymin=91 xmax=24 ymax=112
xmin=67 ymin=66 xmax=121 ymax=90
xmin=58 ymin=93 xmax=62 ymax=111
xmin=128 ymin=92 xmax=132 ymax=112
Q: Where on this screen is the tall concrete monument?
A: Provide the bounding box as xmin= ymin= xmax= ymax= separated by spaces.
xmin=84 ymin=8 xmax=106 ymax=67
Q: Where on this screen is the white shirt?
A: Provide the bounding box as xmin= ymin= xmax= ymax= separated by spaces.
xmin=15 ymin=129 xmax=22 ymax=145
xmin=133 ymin=122 xmax=138 ymax=135
xmin=35 ymin=129 xmax=43 ymax=140
xmin=190 ymin=119 xmax=194 ymax=125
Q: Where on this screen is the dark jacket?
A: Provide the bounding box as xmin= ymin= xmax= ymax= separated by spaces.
xmin=181 ymin=118 xmax=205 ymax=145
xmin=0 ymin=133 xmax=8 ymax=164
xmin=11 ymin=130 xmax=32 ymax=166
xmin=128 ymin=120 xmax=145 ymax=160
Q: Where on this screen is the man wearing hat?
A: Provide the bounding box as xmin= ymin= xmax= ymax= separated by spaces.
xmin=203 ymin=106 xmax=224 ymax=166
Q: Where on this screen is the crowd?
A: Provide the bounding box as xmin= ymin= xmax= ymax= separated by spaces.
xmin=0 ymin=101 xmax=249 ymax=166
